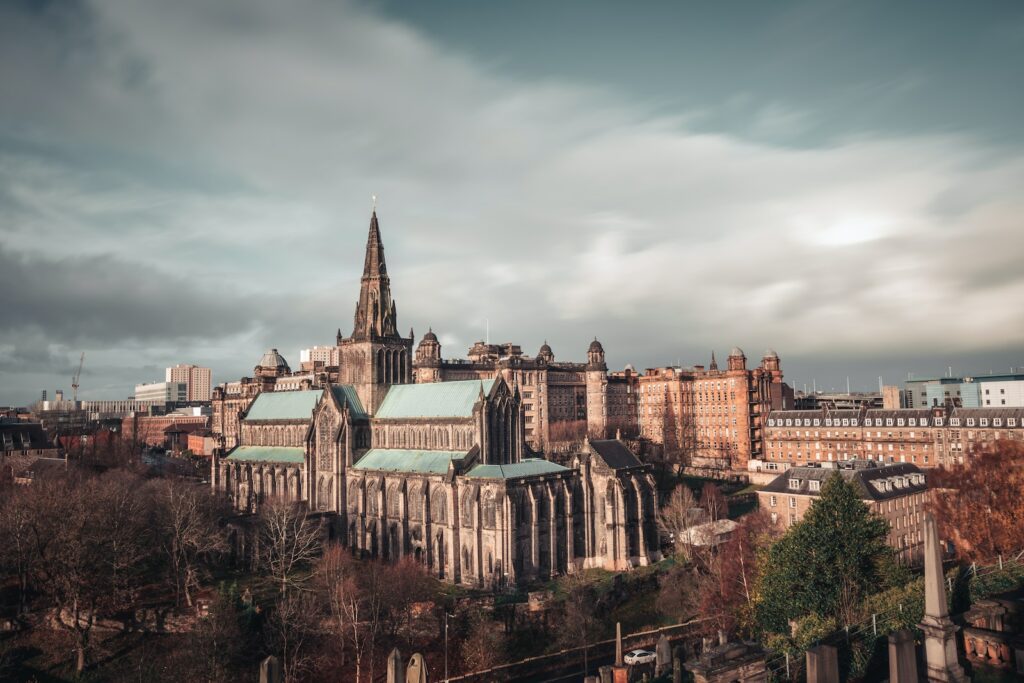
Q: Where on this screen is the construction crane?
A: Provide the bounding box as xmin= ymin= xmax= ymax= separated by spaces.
xmin=72 ymin=352 xmax=85 ymax=403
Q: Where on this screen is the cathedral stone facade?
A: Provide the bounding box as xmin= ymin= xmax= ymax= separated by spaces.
xmin=211 ymin=212 xmax=660 ymax=585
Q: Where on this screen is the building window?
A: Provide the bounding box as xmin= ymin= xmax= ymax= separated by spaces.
xmin=789 ymin=497 xmax=797 ymax=508
xmin=770 ymin=495 xmax=777 ymax=507
xmin=809 ymin=480 xmax=820 ymax=492
xmin=788 ymin=478 xmax=800 ymax=489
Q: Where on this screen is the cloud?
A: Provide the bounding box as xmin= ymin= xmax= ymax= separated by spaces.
xmin=0 ymin=0 xmax=1022 ymax=403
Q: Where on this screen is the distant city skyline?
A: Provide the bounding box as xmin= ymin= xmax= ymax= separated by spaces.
xmin=1 ymin=0 xmax=1022 ymax=404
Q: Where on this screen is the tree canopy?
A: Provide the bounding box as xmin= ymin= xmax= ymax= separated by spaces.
xmin=755 ymin=473 xmax=897 ymax=634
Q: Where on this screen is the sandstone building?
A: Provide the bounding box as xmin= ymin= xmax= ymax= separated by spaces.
xmin=210 ymin=212 xmax=661 ymax=585
xmin=413 ymin=335 xmax=639 ymax=449
xmin=636 ymin=349 xmax=790 ymax=471
xmin=757 ymin=405 xmax=1024 ymax=472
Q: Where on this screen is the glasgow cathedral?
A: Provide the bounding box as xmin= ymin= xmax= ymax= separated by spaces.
xmin=211 ymin=212 xmax=661 ymax=586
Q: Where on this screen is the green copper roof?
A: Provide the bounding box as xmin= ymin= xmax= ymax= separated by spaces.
xmin=375 ymin=379 xmax=495 ymax=419
xmin=353 ymin=448 xmax=465 ymax=474
xmin=225 ymin=446 xmax=305 ymax=464
xmin=331 ymin=384 xmax=367 ymax=418
xmin=466 ymin=459 xmax=569 ymax=479
xmin=243 ymin=390 xmax=322 ymax=421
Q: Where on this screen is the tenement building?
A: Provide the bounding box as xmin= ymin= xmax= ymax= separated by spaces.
xmin=636 ymin=349 xmax=791 ymax=471
xmin=210 ymin=212 xmax=661 ymax=585
xmin=755 ymin=405 xmax=1024 ymax=472
xmin=757 ymin=461 xmax=929 ymax=564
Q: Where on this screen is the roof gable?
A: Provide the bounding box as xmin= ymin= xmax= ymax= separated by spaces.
xmin=589 ymin=439 xmax=642 ymax=469
xmin=375 ymin=379 xmax=496 ymax=419
xmin=243 ymin=390 xmax=322 ymax=422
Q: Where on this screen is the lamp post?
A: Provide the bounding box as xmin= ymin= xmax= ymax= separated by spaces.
xmin=444 ymin=610 xmax=454 ymax=682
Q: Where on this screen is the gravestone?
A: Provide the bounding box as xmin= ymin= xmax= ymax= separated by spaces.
xmin=805 ymin=644 xmax=839 ymax=683
xmin=387 ymin=648 xmax=404 ymax=683
xmin=888 ymin=629 xmax=919 ymax=683
xmin=673 ymin=645 xmax=685 ymax=683
xmin=259 ymin=656 xmax=281 ymax=683
xmin=406 ymin=653 xmax=427 ymax=683
xmin=656 ymin=634 xmax=672 ymax=677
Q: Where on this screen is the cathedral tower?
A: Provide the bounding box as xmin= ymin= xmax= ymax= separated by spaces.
xmin=337 ymin=211 xmax=414 ymax=414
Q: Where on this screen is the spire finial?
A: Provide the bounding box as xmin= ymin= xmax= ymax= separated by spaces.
xmin=372 ymin=194 xmax=377 ymax=212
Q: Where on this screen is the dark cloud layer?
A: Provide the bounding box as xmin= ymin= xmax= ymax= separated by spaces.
xmin=0 ymin=0 xmax=1022 ymax=404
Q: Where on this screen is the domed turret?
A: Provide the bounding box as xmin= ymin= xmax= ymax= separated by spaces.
xmin=538 ymin=341 xmax=554 ymax=363
xmin=587 ymin=337 xmax=606 ymax=369
xmin=727 ymin=346 xmax=747 ymax=372
xmin=762 ymin=348 xmax=781 ymax=374
xmin=255 ymin=348 xmax=290 ymax=378
xmin=415 ymin=327 xmax=442 ymax=366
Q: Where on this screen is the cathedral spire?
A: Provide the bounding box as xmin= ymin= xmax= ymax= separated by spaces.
xmin=362 ymin=211 xmax=388 ymax=279
xmin=710 ymin=350 xmax=718 ymax=371
xmin=351 ymin=210 xmax=398 ymax=340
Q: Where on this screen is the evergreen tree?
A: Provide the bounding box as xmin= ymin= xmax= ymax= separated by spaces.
xmin=755 ymin=473 xmax=896 ymax=634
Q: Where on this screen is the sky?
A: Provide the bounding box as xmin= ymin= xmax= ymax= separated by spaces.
xmin=1 ymin=0 xmax=1023 ymax=405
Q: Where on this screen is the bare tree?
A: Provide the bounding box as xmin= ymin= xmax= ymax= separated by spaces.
xmin=658 ymin=484 xmax=699 ymax=560
xmin=0 ymin=487 xmax=35 ymax=615
xmin=151 ymin=478 xmax=228 ymax=607
xmin=259 ymin=500 xmax=322 ymax=595
xmin=28 ymin=472 xmax=153 ymax=673
xmin=315 ymin=545 xmax=387 ymax=682
xmin=699 ymin=482 xmax=727 ymax=523
xmin=557 ymin=572 xmax=600 ymax=676
xmin=460 ymin=610 xmax=508 ymax=675
xmin=266 ymin=590 xmax=321 ymax=683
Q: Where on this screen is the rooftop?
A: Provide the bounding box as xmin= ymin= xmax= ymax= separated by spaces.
xmin=761 ymin=461 xmax=927 ymax=501
xmin=243 ymin=390 xmax=322 ymax=422
xmin=225 ymin=446 xmax=305 ymax=464
xmin=465 ymin=458 xmax=569 ymax=479
xmin=375 ymin=379 xmax=496 ymax=419
xmin=353 ymin=448 xmax=466 ymax=475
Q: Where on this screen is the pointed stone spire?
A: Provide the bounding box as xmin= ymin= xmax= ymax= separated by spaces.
xmin=919 ymin=513 xmax=967 ymax=682
xmin=362 ymin=210 xmax=388 ymax=278
xmin=352 ymin=210 xmax=398 ymax=340
xmin=710 ymin=350 xmax=718 ymax=371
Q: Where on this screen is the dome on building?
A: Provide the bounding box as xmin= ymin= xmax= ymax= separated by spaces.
xmin=729 ymin=346 xmax=745 ymax=357
xmin=258 ymin=348 xmax=290 ymax=373
xmin=421 ymin=328 xmax=439 ymax=344
xmin=764 ymin=349 xmax=778 ymax=359
xmin=624 ymin=363 xmax=636 ymax=373
xmin=588 ymin=338 xmax=604 ymax=354
xmin=539 ymin=341 xmax=553 ymax=356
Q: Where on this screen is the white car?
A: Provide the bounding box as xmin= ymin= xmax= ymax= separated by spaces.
xmin=623 ymin=649 xmax=657 ymax=665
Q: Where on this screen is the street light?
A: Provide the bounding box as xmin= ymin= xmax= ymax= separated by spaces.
xmin=444 ymin=610 xmax=455 ymax=682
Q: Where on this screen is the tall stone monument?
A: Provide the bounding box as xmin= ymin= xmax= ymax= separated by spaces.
xmin=919 ymin=513 xmax=967 ymax=682
xmin=386 ymin=648 xmax=405 ymax=683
